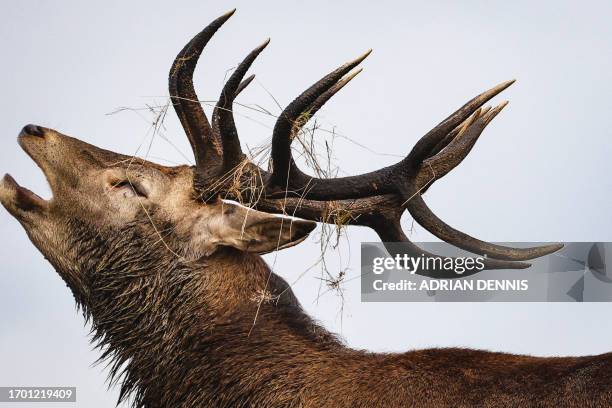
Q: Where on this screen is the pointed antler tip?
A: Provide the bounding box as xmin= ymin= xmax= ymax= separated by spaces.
xmin=494 ymin=79 xmax=515 ymax=90
xmin=224 ymin=8 xmax=237 ymax=17
xmin=472 ymin=80 xmax=515 ymax=105
xmin=353 ymin=49 xmax=373 ymax=64
xmin=252 ymin=38 xmax=271 ymax=52
xmin=516 ymin=262 xmax=532 ymax=269
xmin=485 ymin=79 xmax=514 ymax=94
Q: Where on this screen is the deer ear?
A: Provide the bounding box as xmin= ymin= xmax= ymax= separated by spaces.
xmin=196 ymin=201 xmax=317 ymax=256
xmin=236 ymin=215 xmax=317 ymax=254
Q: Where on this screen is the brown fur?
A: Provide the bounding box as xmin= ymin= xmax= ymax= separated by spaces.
xmin=1 ymin=128 xmax=611 ymax=408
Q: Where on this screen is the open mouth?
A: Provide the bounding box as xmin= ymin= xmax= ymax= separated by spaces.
xmin=1 ymin=173 xmax=47 ymax=211
xmin=0 ymin=125 xmax=50 ymax=213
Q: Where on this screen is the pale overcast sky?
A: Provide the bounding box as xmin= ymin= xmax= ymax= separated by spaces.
xmin=1 ymin=1 xmax=611 ymax=407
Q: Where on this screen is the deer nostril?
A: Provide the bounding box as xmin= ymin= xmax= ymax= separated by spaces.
xmin=21 ymin=124 xmax=45 ymax=138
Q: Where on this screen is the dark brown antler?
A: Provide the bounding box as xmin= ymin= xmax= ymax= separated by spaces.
xmin=169 ymin=8 xmax=259 ymax=192
xmin=168 ymin=10 xmax=232 ymax=182
xmin=169 ymin=10 xmax=563 ymax=277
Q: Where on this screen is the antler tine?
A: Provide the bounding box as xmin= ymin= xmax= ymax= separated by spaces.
xmin=270 ymin=50 xmax=372 ymax=187
xmin=403 ymin=79 xmax=515 ymax=166
xmin=373 ymin=218 xmax=532 ymax=278
xmin=306 ymin=68 xmax=363 ymax=118
xmin=427 ymin=106 xmax=488 ymax=158
xmin=169 ymin=9 xmax=236 ymax=182
xmin=235 ymin=74 xmax=256 ymax=97
xmin=266 ymin=68 xmax=362 ymax=179
xmin=404 ymin=194 xmax=564 ymax=260
xmin=416 ymin=102 xmax=505 ymax=192
xmin=427 ymin=125 xmax=462 ymax=159
xmin=212 ymin=39 xmax=270 ymax=170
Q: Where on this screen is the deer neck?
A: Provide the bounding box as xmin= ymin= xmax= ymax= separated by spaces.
xmin=78 ymin=234 xmax=347 ymax=406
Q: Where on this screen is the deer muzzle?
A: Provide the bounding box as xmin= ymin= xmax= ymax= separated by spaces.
xmin=0 ymin=125 xmax=53 ymax=217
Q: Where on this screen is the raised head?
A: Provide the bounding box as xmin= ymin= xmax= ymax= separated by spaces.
xmin=0 ymin=122 xmax=315 ymax=298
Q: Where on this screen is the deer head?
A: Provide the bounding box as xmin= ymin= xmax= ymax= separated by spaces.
xmin=0 ymin=124 xmax=317 ymax=295
xmin=0 ymin=9 xmax=562 ymax=298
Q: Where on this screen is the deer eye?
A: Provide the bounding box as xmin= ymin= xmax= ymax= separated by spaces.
xmin=110 ymin=180 xmax=148 ymax=198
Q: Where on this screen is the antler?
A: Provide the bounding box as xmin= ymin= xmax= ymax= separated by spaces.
xmin=168 ymin=9 xmax=261 ymax=192
xmin=169 ymin=10 xmax=563 ymax=277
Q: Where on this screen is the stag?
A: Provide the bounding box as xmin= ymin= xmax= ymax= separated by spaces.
xmin=1 ymin=9 xmax=610 ymax=408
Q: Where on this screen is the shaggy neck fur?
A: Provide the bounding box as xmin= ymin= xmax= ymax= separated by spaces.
xmin=52 ymin=219 xmax=612 ymax=408
xmin=60 ymin=219 xmax=366 ymax=407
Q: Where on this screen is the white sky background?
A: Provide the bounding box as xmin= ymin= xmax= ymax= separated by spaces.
xmin=0 ymin=0 xmax=611 ymax=407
